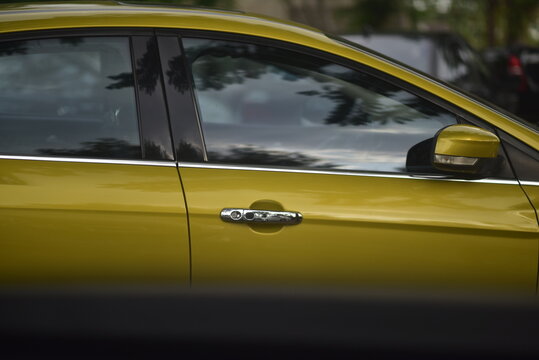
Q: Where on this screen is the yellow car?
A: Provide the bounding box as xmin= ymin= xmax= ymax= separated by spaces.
xmin=0 ymin=1 xmax=537 ymax=294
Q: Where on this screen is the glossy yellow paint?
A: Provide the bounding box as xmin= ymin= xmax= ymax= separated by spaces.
xmin=0 ymin=159 xmax=189 ymax=284
xmin=523 ymin=186 xmax=539 ymax=225
xmin=435 ymin=125 xmax=500 ymax=158
xmin=0 ymin=1 xmax=537 ymax=151
xmin=1 ymin=2 xmax=538 ymax=293
xmin=181 ymin=167 xmax=538 ymax=293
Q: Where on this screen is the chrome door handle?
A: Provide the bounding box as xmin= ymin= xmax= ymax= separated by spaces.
xmin=220 ymin=208 xmax=302 ymax=225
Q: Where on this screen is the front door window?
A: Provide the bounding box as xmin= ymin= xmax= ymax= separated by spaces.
xmin=184 ymin=38 xmax=457 ymax=173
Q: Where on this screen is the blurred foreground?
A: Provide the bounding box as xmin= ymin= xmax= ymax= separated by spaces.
xmin=1 ymin=286 xmax=539 ymax=359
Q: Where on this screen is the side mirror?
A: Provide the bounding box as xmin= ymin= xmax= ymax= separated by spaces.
xmin=432 ymin=124 xmax=500 ymax=178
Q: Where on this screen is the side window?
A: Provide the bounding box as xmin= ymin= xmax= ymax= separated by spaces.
xmin=0 ymin=37 xmax=141 ymax=159
xmin=184 ymin=38 xmax=457 ymax=173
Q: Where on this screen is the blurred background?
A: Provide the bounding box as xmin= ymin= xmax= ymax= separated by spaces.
xmin=170 ymin=0 xmax=539 ymax=49
xmin=111 ymin=0 xmax=539 ymax=122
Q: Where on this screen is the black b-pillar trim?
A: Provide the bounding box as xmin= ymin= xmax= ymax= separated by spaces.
xmin=131 ymin=36 xmax=175 ymax=161
xmin=157 ymin=35 xmax=206 ymax=163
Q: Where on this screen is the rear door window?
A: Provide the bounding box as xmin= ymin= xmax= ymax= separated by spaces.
xmin=0 ymin=37 xmax=141 ymax=159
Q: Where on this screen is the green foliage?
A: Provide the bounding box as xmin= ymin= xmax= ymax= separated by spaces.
xmin=343 ymin=0 xmax=539 ymax=48
xmin=502 ymin=0 xmax=539 ymax=45
xmin=447 ymin=0 xmax=539 ymax=47
xmin=446 ymin=0 xmax=487 ymax=48
xmin=346 ymin=0 xmax=405 ymax=31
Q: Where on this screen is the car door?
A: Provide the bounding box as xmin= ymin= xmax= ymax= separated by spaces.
xmin=165 ymin=34 xmax=537 ymax=293
xmin=0 ymin=32 xmax=189 ymax=284
xmin=500 ymin=130 xmax=539 ymax=229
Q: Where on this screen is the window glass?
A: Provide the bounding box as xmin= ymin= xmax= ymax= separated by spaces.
xmin=184 ymin=38 xmax=457 ymax=173
xmin=0 ymin=37 xmax=141 ymax=159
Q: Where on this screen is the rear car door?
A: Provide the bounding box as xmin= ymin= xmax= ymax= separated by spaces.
xmin=0 ymin=31 xmax=189 ymax=284
xmin=163 ymin=33 xmax=537 ymax=293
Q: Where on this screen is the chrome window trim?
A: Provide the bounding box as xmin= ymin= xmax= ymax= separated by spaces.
xmin=521 ymin=181 xmax=539 ymax=187
xmin=178 ymin=162 xmax=519 ymax=185
xmin=0 ymin=155 xmax=176 ymax=167
xmin=0 ymin=156 xmax=527 ymax=184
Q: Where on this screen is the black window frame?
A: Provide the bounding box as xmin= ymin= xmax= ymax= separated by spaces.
xmin=155 ymin=31 xmax=206 ymax=163
xmin=0 ymin=28 xmax=175 ymax=162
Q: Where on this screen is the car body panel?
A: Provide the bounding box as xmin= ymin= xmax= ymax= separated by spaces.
xmin=0 ymin=2 xmax=537 ymax=150
xmin=181 ymin=166 xmax=537 ymax=293
xmin=0 ymin=158 xmax=189 ymax=284
xmin=523 ymin=185 xmax=539 ymax=223
xmin=0 ymin=2 xmax=538 ymax=292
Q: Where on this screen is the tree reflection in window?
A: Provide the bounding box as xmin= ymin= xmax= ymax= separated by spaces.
xmin=184 ymin=38 xmax=456 ymax=173
xmin=0 ymin=37 xmax=141 ymax=159
xmin=38 ymin=138 xmax=141 ymax=159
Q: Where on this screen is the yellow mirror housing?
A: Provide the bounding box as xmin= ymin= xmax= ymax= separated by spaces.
xmin=432 ymin=125 xmax=500 ymax=177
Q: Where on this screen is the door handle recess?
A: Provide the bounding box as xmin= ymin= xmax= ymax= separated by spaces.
xmin=220 ymin=208 xmax=302 ymax=225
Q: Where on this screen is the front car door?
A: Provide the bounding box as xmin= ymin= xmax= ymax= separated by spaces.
xmin=161 ymin=33 xmax=537 ymax=294
xmin=0 ymin=31 xmax=189 ymax=284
